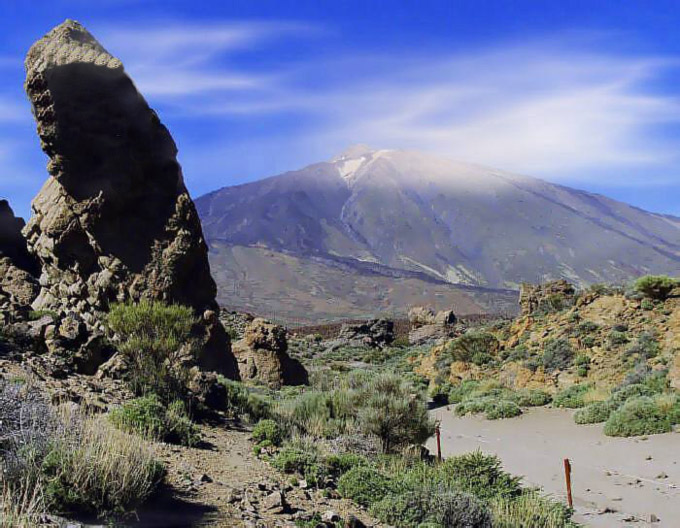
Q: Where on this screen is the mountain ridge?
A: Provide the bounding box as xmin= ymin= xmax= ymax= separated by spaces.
xmin=196 ymin=146 xmax=680 ymax=321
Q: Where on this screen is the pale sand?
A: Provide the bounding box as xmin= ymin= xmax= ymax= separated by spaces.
xmin=426 ymin=407 xmax=680 ymax=527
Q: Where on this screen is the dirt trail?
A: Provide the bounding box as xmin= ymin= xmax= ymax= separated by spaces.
xmin=427 ymin=407 xmax=680 ymax=527
xmin=138 ymin=419 xmax=382 ymax=527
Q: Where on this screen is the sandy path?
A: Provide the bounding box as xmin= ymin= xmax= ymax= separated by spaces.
xmin=426 ymin=407 xmax=680 ymax=527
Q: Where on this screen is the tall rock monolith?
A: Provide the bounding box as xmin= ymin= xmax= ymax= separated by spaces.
xmin=22 ymin=20 xmax=237 ymax=377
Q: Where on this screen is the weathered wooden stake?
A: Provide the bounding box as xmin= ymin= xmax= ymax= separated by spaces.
xmin=563 ymin=458 xmax=573 ymax=508
xmin=435 ymin=422 xmax=442 ymax=462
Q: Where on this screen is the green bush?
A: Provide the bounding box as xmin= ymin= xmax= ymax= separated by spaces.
xmin=324 ymin=453 xmax=368 ymax=477
xmin=553 ymin=384 xmax=590 ymax=408
xmin=107 ymin=301 xmax=197 ymax=403
xmin=252 ymin=419 xmax=283 ymax=447
xmin=448 ymin=380 xmax=481 ymax=404
xmin=485 ymin=400 xmax=522 ymax=420
xmin=512 ymin=389 xmax=552 ymax=407
xmin=576 ymin=321 xmax=598 ymax=335
xmin=633 ymin=275 xmax=678 ymax=300
xmin=624 ymin=332 xmax=660 ymax=360
xmin=542 ymin=339 xmax=574 ymax=372
xmin=218 ymin=378 xmax=271 ymax=422
xmin=356 ymin=373 xmax=434 ymax=453
xmin=441 ymin=451 xmax=522 ymax=503
xmin=371 ymin=487 xmax=492 ymax=528
xmin=604 ymin=396 xmax=672 ymax=437
xmin=640 ymin=298 xmax=655 ymax=310
xmin=429 ymin=383 xmax=451 ymax=406
xmin=439 ymin=332 xmax=499 ymax=369
xmin=337 ymin=466 xmax=393 ymax=506
xmin=574 ymin=401 xmax=616 ymax=424
xmin=109 ymin=395 xmax=200 ymax=447
xmin=491 ymin=491 xmax=577 ymax=528
xmin=271 ymin=447 xmax=325 ymax=486
xmin=608 ymin=330 xmax=629 ymax=346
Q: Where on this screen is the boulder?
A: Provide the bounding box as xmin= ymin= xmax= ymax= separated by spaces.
xmin=408 ymin=306 xmax=458 ymax=345
xmin=519 ymin=280 xmax=576 ymax=316
xmin=0 ymin=200 xmax=39 ymax=308
xmin=336 ymin=318 xmax=395 ymax=348
xmin=233 ymin=318 xmax=308 ymax=389
xmin=22 ymin=20 xmax=237 ymax=377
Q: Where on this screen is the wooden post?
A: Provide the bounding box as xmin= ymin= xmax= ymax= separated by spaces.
xmin=563 ymin=458 xmax=573 ymax=508
xmin=435 ymin=422 xmax=442 ymax=462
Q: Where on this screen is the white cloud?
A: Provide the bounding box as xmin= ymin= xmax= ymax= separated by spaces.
xmin=87 ymin=24 xmax=680 ymax=186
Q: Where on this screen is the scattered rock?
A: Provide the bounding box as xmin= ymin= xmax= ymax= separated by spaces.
xmin=263 ymin=490 xmax=288 ymax=514
xmin=322 ymin=510 xmax=340 ymax=523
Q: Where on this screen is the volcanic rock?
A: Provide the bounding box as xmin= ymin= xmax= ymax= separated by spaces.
xmin=0 ymin=200 xmax=40 ymax=310
xmin=334 ymin=318 xmax=395 ymax=348
xmin=408 ymin=306 xmax=458 ymax=345
xmin=22 ymin=20 xmax=237 ymax=376
xmin=233 ymin=318 xmax=308 ymax=389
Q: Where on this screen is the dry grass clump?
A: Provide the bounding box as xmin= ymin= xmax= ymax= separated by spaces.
xmin=0 ymin=378 xmax=163 ymax=520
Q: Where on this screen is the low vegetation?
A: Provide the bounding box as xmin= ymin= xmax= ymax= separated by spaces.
xmin=107 ymin=300 xmax=197 ymax=404
xmin=0 ymin=379 xmax=163 ymax=522
xmin=109 ymin=394 xmax=201 ymax=446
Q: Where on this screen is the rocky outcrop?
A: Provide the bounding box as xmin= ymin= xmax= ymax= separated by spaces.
xmin=335 ymin=319 xmax=395 ymax=349
xmin=0 ymin=200 xmax=39 ymax=312
xmin=519 ymin=280 xmax=576 ymax=316
xmin=21 ymin=20 xmax=237 ymax=377
xmin=233 ymin=318 xmax=308 ymax=389
xmin=408 ymin=307 xmax=458 ymax=345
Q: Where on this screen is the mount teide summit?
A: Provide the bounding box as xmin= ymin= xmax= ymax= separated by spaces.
xmin=197 ymin=146 xmax=680 ymax=322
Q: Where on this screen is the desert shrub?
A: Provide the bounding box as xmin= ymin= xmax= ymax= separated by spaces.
xmin=271 ymin=445 xmax=326 ymax=486
xmin=277 ymin=372 xmax=433 ymax=453
xmin=506 ymin=345 xmax=530 ymax=362
xmin=441 ymin=451 xmax=522 ymax=503
xmin=252 ymin=419 xmax=283 ymax=447
xmin=624 ymin=332 xmax=660 ymax=360
xmin=633 ymin=275 xmax=678 ymax=300
xmin=439 ymin=332 xmax=499 ymax=369
xmin=324 ymin=453 xmax=368 ymax=477
xmin=608 ymin=330 xmax=629 ymax=346
xmin=512 ymin=389 xmax=552 ymax=407
xmin=609 ymin=383 xmax=655 ymax=406
xmin=640 ymin=298 xmax=655 ymax=310
xmin=485 ymin=400 xmax=522 ymax=420
xmin=574 ymin=401 xmax=616 ymax=424
xmin=542 ymin=339 xmax=574 ymax=372
xmin=107 ymin=301 xmax=197 ymax=403
xmin=337 ymin=465 xmax=393 ymax=506
xmin=447 ymin=380 xmax=480 ymax=404
xmin=604 ymin=396 xmax=672 ymax=437
xmin=553 ymin=384 xmax=590 ymax=408
xmin=356 ymin=373 xmax=434 ymax=453
xmin=371 ymin=486 xmax=492 ymax=528
xmin=491 ymin=491 xmax=577 ymax=528
xmin=576 ymin=321 xmax=599 ymax=335
xmin=41 ymin=408 xmax=164 ymax=517
xmin=218 ymin=378 xmax=271 ymax=422
xmin=109 ymin=395 xmax=200 ymax=447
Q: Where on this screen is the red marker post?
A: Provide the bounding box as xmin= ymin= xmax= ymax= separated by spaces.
xmin=563 ymin=458 xmax=573 ymax=509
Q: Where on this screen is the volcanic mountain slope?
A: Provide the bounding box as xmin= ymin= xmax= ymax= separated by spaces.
xmin=197 ymin=146 xmax=680 ymax=321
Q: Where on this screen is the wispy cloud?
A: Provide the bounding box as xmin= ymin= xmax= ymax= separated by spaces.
xmin=96 ymin=24 xmax=680 ymax=186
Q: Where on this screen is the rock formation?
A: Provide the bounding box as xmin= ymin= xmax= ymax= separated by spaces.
xmin=233 ymin=318 xmax=308 ymax=389
xmin=519 ymin=280 xmax=576 ymax=316
xmin=408 ymin=306 xmax=458 ymax=345
xmin=0 ymin=200 xmax=39 ymax=313
xmin=21 ymin=20 xmax=237 ymax=377
xmin=333 ymin=319 xmax=395 ymax=349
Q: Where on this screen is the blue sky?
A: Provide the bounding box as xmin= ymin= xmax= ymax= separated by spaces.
xmin=2 ymin=0 xmax=680 ymax=219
